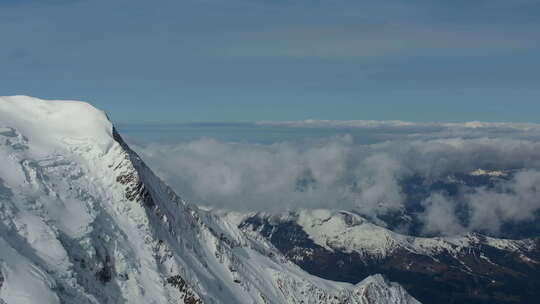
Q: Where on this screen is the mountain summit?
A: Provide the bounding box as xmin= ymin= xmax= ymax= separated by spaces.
xmin=0 ymin=96 xmax=419 ymax=304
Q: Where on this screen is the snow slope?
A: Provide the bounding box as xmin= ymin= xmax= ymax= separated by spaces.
xmin=235 ymin=209 xmax=537 ymax=259
xmin=235 ymin=209 xmax=540 ymax=303
xmin=0 ymin=96 xmax=419 ymax=304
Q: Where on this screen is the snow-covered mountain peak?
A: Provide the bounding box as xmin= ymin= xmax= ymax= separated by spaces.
xmin=0 ymin=96 xmax=114 ymax=155
xmin=0 ymin=96 xmax=420 ymax=304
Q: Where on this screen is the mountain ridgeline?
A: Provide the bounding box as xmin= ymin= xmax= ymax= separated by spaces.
xmin=0 ymin=96 xmax=419 ymax=303
xmin=237 ymin=210 xmax=540 ymax=304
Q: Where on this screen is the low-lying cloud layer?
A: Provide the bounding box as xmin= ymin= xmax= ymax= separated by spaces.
xmin=130 ymin=121 xmax=540 ymax=237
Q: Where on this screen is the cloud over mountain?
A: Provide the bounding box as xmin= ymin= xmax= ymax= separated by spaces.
xmin=131 ymin=120 xmax=540 ymax=236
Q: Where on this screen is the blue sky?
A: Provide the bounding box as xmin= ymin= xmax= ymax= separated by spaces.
xmin=1 ymin=0 xmax=539 ymax=123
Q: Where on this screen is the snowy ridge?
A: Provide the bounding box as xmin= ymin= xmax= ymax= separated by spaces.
xmin=236 ymin=209 xmax=537 ymax=259
xmin=0 ymin=96 xmax=419 ymax=304
xmin=234 ymin=201 xmax=540 ymax=303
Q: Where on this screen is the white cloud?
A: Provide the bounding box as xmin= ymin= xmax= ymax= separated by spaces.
xmin=256 ymin=119 xmax=540 ymax=133
xmin=131 ymin=121 xmax=540 ymax=236
xmin=135 ymin=136 xmax=356 ymax=211
xmin=420 ymin=193 xmax=467 ymax=236
xmin=465 ymin=170 xmax=540 ymax=233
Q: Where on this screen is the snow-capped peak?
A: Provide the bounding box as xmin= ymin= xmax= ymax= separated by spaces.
xmin=469 ymin=168 xmax=507 ymax=177
xmin=0 ymin=96 xmax=114 ymax=154
xmin=0 ymin=96 xmax=419 ymax=304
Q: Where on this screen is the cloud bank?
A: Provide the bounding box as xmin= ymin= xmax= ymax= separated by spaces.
xmin=130 ymin=120 xmax=540 ymax=236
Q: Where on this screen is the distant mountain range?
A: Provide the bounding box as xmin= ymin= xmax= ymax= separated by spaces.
xmin=234 ymin=209 xmax=540 ymax=304
xmin=230 ymin=169 xmax=540 ymax=303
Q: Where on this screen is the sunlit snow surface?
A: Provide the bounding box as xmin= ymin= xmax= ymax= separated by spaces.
xmin=0 ymin=96 xmax=419 ymax=304
xmin=229 ymin=209 xmax=536 ymax=259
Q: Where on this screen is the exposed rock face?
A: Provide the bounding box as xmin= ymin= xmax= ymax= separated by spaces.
xmin=239 ymin=211 xmax=540 ymax=304
xmin=166 ymin=275 xmax=202 ymax=304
